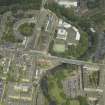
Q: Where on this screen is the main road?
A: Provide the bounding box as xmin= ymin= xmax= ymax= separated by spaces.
xmin=0 ymin=47 xmax=103 ymax=66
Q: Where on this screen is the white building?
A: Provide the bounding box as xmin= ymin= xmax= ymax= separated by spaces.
xmin=56 ymin=28 xmax=68 ymax=40
xmin=72 ymin=26 xmax=80 ymax=41
xmin=14 ymin=85 xmax=30 ymax=92
xmin=56 ymin=19 xmax=80 ymax=44
xmin=58 ymin=19 xmax=71 ymax=28
xmin=55 ymin=0 xmax=78 ymax=8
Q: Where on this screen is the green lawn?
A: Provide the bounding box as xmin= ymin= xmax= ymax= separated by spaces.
xmin=70 ymin=100 xmax=80 ymax=105
xmin=47 ymin=65 xmax=79 ymax=105
xmin=19 ymin=23 xmax=35 ymax=37
xmin=41 ymin=64 xmax=89 ymax=105
xmin=53 ymin=43 xmax=65 ymax=53
xmin=48 ymin=76 xmax=65 ymax=104
xmin=48 ymin=76 xmax=80 ymax=105
xmin=50 ymin=80 xmax=64 ymax=102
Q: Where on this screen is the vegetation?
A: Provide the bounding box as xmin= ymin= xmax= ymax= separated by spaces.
xmin=68 ymin=32 xmax=89 ymax=58
xmin=1 ymin=17 xmax=22 ymax=43
xmin=49 ymin=31 xmax=89 ymax=59
xmin=19 ymin=23 xmax=35 ymax=37
xmin=45 ymin=2 xmax=78 ymax=22
xmin=53 ymin=40 xmax=66 ymax=53
xmin=0 ymin=0 xmax=42 ymax=14
xmin=0 ymin=65 xmax=4 ymax=78
xmin=91 ymin=12 xmax=105 ymax=25
xmin=89 ymin=71 xmax=100 ymax=87
xmin=46 ymin=1 xmax=105 ymax=27
xmin=41 ymin=64 xmax=89 ymax=105
xmin=2 ymin=31 xmax=16 ymax=43
xmin=41 ymin=64 xmax=88 ymax=105
xmin=46 ymin=2 xmax=101 ymax=60
xmin=0 ymin=0 xmax=41 ymax=6
xmin=78 ymin=96 xmax=89 ymax=105
xmin=0 ymin=66 xmax=3 ymax=74
xmin=1 ymin=21 xmax=16 ymax=43
xmin=87 ymin=0 xmax=100 ymax=9
xmin=81 ymin=30 xmax=98 ymax=60
xmin=6 ymin=64 xmax=28 ymax=82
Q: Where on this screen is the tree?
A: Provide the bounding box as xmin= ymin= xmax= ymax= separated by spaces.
xmin=78 ymin=96 xmax=89 ymax=105
xmin=19 ymin=23 xmax=35 ymax=36
xmin=87 ymin=0 xmax=100 ymax=9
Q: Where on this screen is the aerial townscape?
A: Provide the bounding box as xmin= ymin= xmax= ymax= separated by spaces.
xmin=0 ymin=0 xmax=105 ymax=105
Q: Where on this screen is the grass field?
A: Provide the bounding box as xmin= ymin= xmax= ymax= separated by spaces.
xmin=47 ymin=66 xmax=79 ymax=105
xmin=48 ymin=75 xmax=80 ymax=105
xmin=19 ymin=23 xmax=35 ymax=37
xmin=41 ymin=64 xmax=89 ymax=105
xmin=70 ymin=100 xmax=80 ymax=105
xmin=53 ymin=43 xmax=65 ymax=53
xmin=48 ymin=76 xmax=66 ymax=104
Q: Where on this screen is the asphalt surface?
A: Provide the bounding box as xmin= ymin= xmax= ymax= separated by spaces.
xmin=0 ymin=47 xmax=103 ymax=67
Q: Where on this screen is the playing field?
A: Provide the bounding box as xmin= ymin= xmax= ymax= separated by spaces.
xmin=53 ymin=43 xmax=65 ymax=53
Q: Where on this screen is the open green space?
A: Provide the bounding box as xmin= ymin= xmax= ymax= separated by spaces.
xmin=50 ymin=31 xmax=88 ymax=59
xmin=53 ymin=43 xmax=65 ymax=53
xmin=89 ymin=71 xmax=100 ymax=87
xmin=0 ymin=0 xmax=41 ymax=6
xmin=1 ymin=17 xmax=22 ymax=43
xmin=87 ymin=0 xmax=100 ymax=9
xmin=48 ymin=77 xmax=80 ymax=105
xmin=46 ymin=2 xmax=101 ymax=60
xmin=1 ymin=21 xmax=15 ymax=42
xmin=0 ymin=65 xmax=5 ymax=78
xmin=48 ymin=76 xmax=66 ymax=104
xmin=18 ymin=23 xmax=35 ymax=37
xmin=41 ymin=64 xmax=88 ymax=105
xmin=70 ymin=100 xmax=80 ymax=105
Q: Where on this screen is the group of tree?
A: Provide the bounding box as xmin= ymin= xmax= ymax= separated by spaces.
xmin=0 ymin=0 xmax=42 ymax=14
xmin=19 ymin=23 xmax=35 ymax=37
xmin=0 ymin=0 xmax=42 ymax=6
xmin=46 ymin=2 xmax=102 ymax=60
xmin=87 ymin=0 xmax=100 ymax=9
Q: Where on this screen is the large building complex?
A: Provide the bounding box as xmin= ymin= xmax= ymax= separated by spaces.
xmin=53 ymin=19 xmax=80 ymax=53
